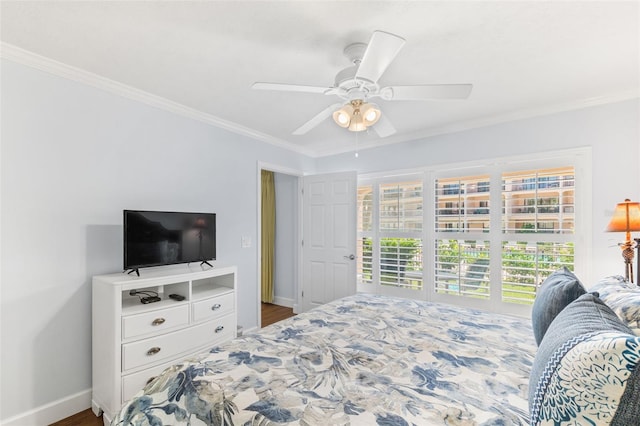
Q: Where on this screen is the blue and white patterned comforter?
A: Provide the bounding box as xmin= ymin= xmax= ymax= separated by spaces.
xmin=112 ymin=294 xmax=535 ymax=425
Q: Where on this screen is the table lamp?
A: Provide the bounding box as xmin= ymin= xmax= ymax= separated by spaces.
xmin=606 ymin=198 xmax=640 ymax=284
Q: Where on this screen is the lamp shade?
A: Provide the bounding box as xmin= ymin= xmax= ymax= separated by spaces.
xmin=606 ymin=199 xmax=640 ymax=234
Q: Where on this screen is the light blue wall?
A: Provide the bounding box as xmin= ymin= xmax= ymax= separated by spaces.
xmin=0 ymin=59 xmax=314 ymax=420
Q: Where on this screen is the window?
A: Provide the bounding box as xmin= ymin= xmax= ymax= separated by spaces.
xmin=357 ymin=186 xmax=373 ymax=285
xmin=501 ymin=167 xmax=576 ymax=304
xmin=435 ymin=175 xmax=491 ymax=232
xmin=379 ymin=180 xmax=423 ymax=289
xmin=502 ymin=241 xmax=574 ymax=304
xmin=502 ymin=168 xmax=574 ymax=234
xmin=357 ymin=149 xmax=588 ymax=314
xmin=433 ymin=166 xmax=576 ymax=306
xmin=357 ymin=176 xmax=424 ymax=292
xmin=434 ymin=174 xmax=491 ymax=299
xmin=435 ymin=239 xmax=490 ymax=298
xmin=379 ymin=181 xmax=423 ymax=232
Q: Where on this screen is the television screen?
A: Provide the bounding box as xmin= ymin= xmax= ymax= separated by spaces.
xmin=124 ymin=210 xmax=216 ymax=271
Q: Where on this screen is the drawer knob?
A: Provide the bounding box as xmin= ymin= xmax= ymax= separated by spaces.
xmin=151 ymin=318 xmax=166 ymax=326
xmin=146 ymin=347 xmax=161 ymax=356
xmin=211 ymin=303 xmax=222 ymax=311
xmin=215 ymin=325 xmax=224 ymax=333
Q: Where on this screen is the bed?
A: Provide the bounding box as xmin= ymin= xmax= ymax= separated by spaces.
xmin=111 ymin=293 xmax=535 ymax=425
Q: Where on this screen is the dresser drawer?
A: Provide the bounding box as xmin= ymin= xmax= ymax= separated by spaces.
xmin=122 ymin=304 xmax=189 ymax=340
xmin=122 ymin=314 xmax=235 ymax=371
xmin=122 ymin=360 xmax=176 ymax=402
xmin=192 ymin=292 xmax=234 ymax=322
xmin=205 ymin=313 xmax=236 ymax=346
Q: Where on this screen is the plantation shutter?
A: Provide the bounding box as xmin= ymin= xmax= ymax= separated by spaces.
xmin=357 ymin=185 xmax=373 ymax=286
xmin=378 ymin=181 xmax=423 ymax=289
xmin=434 ymin=175 xmax=491 ymax=299
xmin=501 ymin=167 xmax=576 ymax=304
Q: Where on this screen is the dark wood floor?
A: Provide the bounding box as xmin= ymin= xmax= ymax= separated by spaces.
xmin=261 ymin=302 xmax=295 ymax=327
xmin=50 ymin=408 xmax=102 ymax=426
xmin=52 ymin=303 xmax=295 ymax=425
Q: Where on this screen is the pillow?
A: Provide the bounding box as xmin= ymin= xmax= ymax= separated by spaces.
xmin=529 ymin=293 xmax=640 ymax=425
xmin=531 ymin=267 xmax=586 ymax=345
xmin=588 ymin=275 xmax=640 ymax=335
xmin=589 ymin=275 xmax=631 ymax=299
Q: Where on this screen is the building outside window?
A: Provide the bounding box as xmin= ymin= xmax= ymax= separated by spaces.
xmin=434 ymin=174 xmax=492 ymax=299
xmin=357 ymin=149 xmax=588 ymax=315
xmin=357 ymin=175 xmax=424 ymax=298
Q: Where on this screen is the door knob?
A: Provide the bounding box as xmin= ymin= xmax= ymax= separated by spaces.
xmin=344 ymin=254 xmax=355 ymax=260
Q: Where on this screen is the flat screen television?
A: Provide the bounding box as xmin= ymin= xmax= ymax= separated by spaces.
xmin=124 ymin=210 xmax=216 ymax=273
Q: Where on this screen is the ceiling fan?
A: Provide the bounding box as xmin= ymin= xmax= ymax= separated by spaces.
xmin=252 ymin=30 xmax=473 ymax=138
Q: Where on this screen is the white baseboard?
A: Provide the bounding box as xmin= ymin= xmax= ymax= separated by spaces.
xmin=1 ymin=389 xmax=92 ymax=426
xmin=244 ymin=326 xmax=259 ymax=334
xmin=272 ymin=296 xmax=294 ymax=308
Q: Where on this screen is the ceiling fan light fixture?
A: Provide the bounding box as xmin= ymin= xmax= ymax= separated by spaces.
xmin=361 ymin=103 xmax=381 ymax=126
xmin=348 ymin=110 xmax=366 ymax=132
xmin=336 ymin=112 xmax=350 ymax=125
xmin=333 ymin=100 xmax=380 ymax=132
xmin=332 ymin=107 xmax=352 ymax=128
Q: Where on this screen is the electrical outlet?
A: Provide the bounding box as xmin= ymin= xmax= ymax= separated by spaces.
xmin=241 ymin=236 xmax=251 ymax=248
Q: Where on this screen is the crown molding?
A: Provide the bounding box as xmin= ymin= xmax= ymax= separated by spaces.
xmin=3 ymin=42 xmax=636 ymax=159
xmin=0 ymin=42 xmax=315 ymax=157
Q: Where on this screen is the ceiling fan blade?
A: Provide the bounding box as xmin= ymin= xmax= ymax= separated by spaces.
xmin=293 ymin=103 xmax=343 ymax=135
xmin=355 ymin=30 xmax=406 ymax=83
xmin=372 ymin=114 xmax=396 ymax=138
xmin=252 ymin=82 xmax=330 ymax=94
xmin=380 ymin=84 xmax=473 ymax=100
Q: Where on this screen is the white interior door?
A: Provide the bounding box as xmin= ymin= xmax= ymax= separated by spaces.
xmin=301 ymin=171 xmax=357 ymax=312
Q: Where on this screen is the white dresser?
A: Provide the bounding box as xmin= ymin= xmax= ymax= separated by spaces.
xmin=91 ymin=265 xmax=237 ymax=425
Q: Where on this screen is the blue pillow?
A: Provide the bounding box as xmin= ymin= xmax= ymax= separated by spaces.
xmin=531 ymin=267 xmax=586 ymax=345
xmin=589 ymin=275 xmax=628 ymax=296
xmin=590 ymin=275 xmax=640 ymax=335
xmin=529 ymin=293 xmax=639 ymax=425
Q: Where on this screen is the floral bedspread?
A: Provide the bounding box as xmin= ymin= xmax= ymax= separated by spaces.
xmin=112 ymin=294 xmax=535 ymax=425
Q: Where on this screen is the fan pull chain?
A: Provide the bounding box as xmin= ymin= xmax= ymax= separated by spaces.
xmin=355 ymin=131 xmax=359 ymax=158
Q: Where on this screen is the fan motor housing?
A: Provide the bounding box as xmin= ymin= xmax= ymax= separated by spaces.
xmin=334 ymin=66 xmax=379 ymax=100
xmin=334 ymin=65 xmax=359 ymax=89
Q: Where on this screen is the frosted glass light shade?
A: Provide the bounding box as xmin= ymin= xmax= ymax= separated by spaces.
xmin=332 ymin=100 xmax=380 ymax=132
xmin=361 ymin=103 xmax=381 ymax=126
xmin=332 ymin=103 xmax=355 ymax=128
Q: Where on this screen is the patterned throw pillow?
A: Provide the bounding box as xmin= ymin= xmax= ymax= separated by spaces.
xmin=590 ymin=275 xmax=640 ymax=336
xmin=531 ymin=267 xmax=586 ymax=346
xmin=531 ymin=332 xmax=640 ymax=425
xmin=529 ymin=293 xmax=640 ymax=425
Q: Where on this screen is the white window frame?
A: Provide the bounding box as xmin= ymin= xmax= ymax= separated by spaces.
xmin=428 ymin=148 xmax=591 ymax=316
xmin=357 ymin=148 xmax=591 ymax=317
xmin=357 ymin=170 xmax=427 ymax=300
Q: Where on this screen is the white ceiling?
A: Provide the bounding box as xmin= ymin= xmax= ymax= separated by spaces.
xmin=1 ymin=1 xmax=638 ymax=157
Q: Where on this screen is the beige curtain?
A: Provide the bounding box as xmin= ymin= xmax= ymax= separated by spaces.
xmin=261 ymin=170 xmax=276 ymax=303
